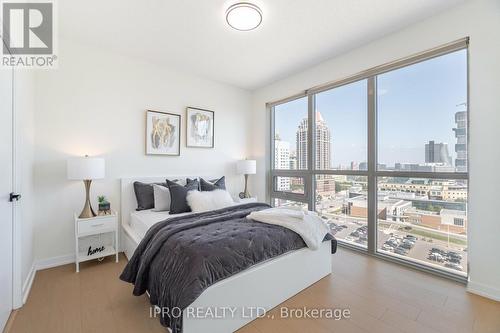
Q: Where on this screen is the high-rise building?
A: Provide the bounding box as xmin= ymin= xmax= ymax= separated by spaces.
xmin=296 ymin=112 xmax=331 ymax=170
xmin=296 ymin=112 xmax=334 ymax=194
xmin=296 ymin=119 xmax=308 ymax=169
xmin=425 ymin=140 xmax=452 ymax=165
xmin=274 ymin=135 xmax=290 ymax=191
xmin=453 ymin=111 xmax=467 ymax=172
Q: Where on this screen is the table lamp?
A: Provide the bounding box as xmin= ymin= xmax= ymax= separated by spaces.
xmin=67 ymin=155 xmax=105 ymax=218
xmin=236 ymin=159 xmax=256 ymax=199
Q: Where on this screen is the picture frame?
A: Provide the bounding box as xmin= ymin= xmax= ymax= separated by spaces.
xmin=186 ymin=107 xmax=215 ymax=148
xmin=145 ymin=110 xmax=181 ymax=156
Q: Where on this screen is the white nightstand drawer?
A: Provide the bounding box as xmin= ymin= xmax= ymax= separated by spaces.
xmin=78 ymin=217 xmax=117 ymax=235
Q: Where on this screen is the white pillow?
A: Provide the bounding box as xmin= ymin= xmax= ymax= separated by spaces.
xmin=153 ymin=184 xmax=171 ymax=212
xmin=186 ymin=189 xmax=234 ymax=213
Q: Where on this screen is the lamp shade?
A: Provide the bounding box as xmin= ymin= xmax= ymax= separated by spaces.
xmin=237 ymin=159 xmax=256 ymax=175
xmin=67 ymin=157 xmax=105 ymax=180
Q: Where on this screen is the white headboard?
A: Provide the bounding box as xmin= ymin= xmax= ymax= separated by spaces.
xmin=120 ymin=175 xmax=221 ymax=227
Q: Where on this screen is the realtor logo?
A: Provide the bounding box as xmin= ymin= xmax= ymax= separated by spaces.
xmin=1 ymin=0 xmax=57 ymax=68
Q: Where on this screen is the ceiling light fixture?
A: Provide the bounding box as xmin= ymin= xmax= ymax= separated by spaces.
xmin=225 ymin=2 xmax=263 ymax=31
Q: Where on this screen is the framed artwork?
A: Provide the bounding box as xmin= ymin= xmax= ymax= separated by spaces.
xmin=186 ymin=107 xmax=214 ymax=148
xmin=145 ymin=110 xmax=181 ymax=156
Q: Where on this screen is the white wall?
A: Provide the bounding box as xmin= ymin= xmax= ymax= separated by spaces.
xmin=33 ymin=39 xmax=253 ymax=261
xmin=250 ymin=0 xmax=500 ymax=300
xmin=14 ymin=70 xmax=36 ymax=307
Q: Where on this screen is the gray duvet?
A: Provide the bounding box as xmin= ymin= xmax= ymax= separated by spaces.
xmin=120 ymin=202 xmax=336 ymax=332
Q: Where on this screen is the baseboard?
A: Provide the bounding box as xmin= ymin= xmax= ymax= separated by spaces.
xmin=18 ymin=254 xmax=75 ymax=308
xmin=35 ymin=253 xmax=75 ymax=271
xmin=467 ymin=281 xmax=500 ymax=302
xmin=21 ymin=263 xmax=36 ymax=305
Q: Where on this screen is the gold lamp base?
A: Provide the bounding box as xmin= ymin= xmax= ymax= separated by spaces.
xmin=79 ymin=179 xmax=97 ymax=218
xmin=238 ymin=174 xmax=252 ymax=199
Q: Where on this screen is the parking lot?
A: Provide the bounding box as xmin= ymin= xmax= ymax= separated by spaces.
xmin=327 ymin=216 xmax=467 ymax=275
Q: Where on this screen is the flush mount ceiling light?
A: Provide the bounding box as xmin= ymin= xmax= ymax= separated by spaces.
xmin=225 ymin=2 xmax=263 ymax=31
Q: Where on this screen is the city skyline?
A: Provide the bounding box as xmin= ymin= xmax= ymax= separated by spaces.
xmin=275 ymin=110 xmax=466 ymax=171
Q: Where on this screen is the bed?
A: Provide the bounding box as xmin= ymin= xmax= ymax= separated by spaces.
xmin=120 ymin=177 xmax=334 ymax=333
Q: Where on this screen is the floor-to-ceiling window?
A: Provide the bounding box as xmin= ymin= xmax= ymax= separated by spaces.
xmin=269 ymin=39 xmax=468 ymax=279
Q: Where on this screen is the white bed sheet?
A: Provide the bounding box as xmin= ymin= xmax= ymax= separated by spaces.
xmin=130 ymin=210 xmax=193 ymax=239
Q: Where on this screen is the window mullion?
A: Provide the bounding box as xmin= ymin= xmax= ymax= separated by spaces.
xmin=367 ymin=76 xmax=377 ymax=254
xmin=269 ymin=105 xmax=275 ymax=205
xmin=307 ymin=94 xmax=316 ymax=211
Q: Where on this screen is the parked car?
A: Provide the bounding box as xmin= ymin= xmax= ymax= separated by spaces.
xmin=386 ymin=240 xmax=399 ymax=248
xmin=394 ymin=247 xmax=408 ymax=255
xmin=382 ymin=244 xmax=394 ymax=251
xmin=428 ymin=253 xmax=444 ymax=262
xmin=400 ymin=242 xmax=413 ymax=250
xmin=387 ymin=237 xmax=400 ymax=243
xmin=445 ymin=262 xmax=463 ymax=271
xmin=405 ymin=235 xmax=417 ymax=241
xmin=430 ymin=248 xmax=446 ymax=256
xmin=447 ymin=257 xmax=461 ymax=264
xmin=447 ymin=252 xmax=463 ymax=260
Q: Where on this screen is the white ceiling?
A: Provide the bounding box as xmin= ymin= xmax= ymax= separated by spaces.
xmin=59 ymin=0 xmax=466 ymax=90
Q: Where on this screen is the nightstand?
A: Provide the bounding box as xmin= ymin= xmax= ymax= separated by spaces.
xmin=235 ymin=197 xmax=258 ymax=204
xmin=74 ymin=211 xmax=118 ymax=272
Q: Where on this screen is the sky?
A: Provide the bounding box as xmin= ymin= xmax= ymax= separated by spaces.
xmin=274 ymin=49 xmax=467 ymax=168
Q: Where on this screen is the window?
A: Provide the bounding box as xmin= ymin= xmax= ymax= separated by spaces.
xmin=273 ymin=176 xmax=304 ymax=194
xmin=273 ymin=97 xmax=308 ymax=170
xmin=377 ymin=178 xmax=467 ymax=274
xmin=270 ymin=39 xmax=468 ymax=279
xmin=315 ymin=80 xmax=367 ymax=170
xmin=316 ymin=175 xmax=368 ymax=248
xmin=377 ymin=49 xmax=467 ymax=172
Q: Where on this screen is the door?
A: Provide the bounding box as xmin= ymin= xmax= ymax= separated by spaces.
xmin=0 ymin=45 xmax=14 ymax=329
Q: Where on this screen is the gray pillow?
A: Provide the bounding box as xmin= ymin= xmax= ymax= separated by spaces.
xmin=167 ymin=178 xmax=199 ymax=214
xmin=134 ymin=181 xmax=166 ymax=211
xmin=200 ymin=176 xmax=226 ymax=191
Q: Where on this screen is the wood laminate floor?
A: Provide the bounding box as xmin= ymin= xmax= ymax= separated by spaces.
xmin=6 ymin=248 xmax=500 ymax=333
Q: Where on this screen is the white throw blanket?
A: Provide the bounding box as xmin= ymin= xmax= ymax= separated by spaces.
xmin=247 ymin=207 xmax=331 ymax=250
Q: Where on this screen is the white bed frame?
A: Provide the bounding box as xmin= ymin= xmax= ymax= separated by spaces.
xmin=120 ymin=177 xmax=332 ymax=333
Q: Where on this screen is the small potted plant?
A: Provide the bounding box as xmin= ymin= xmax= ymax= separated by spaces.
xmin=97 ymin=195 xmax=111 ymax=215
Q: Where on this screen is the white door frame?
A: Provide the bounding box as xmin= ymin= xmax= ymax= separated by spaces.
xmin=3 ymin=38 xmax=23 ymax=310
xmin=12 ymin=65 xmax=22 ymax=309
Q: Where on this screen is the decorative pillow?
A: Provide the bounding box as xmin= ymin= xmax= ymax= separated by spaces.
xmin=152 ymin=184 xmax=171 ymax=212
xmin=200 ymin=176 xmax=226 ymax=191
xmin=167 ymin=178 xmax=199 ymax=214
xmin=133 ymin=181 xmax=166 ymax=211
xmin=187 ymin=189 xmax=234 ymax=213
